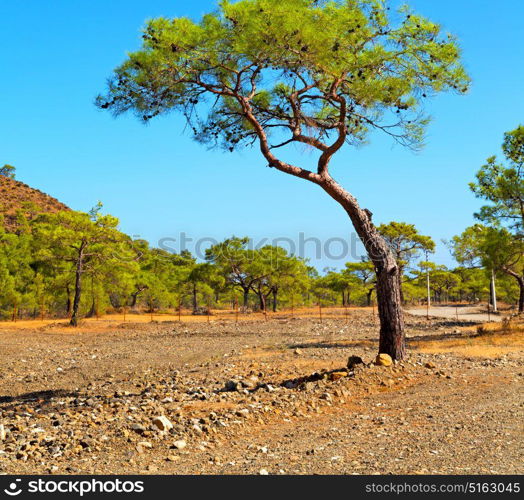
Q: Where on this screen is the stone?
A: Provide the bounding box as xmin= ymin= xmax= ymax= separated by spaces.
xmin=329 ymin=371 xmax=348 ymax=381
xmin=375 ymin=353 xmax=393 ymax=367
xmin=136 ymin=441 xmax=153 ymax=454
xmin=172 ymin=440 xmax=187 ymax=450
xmin=192 ymin=424 xmax=203 ymax=434
xmin=152 ymin=416 xmax=173 ymax=432
xmin=259 ymin=469 xmax=269 ymax=475
xmin=424 ymin=362 xmax=436 ymax=369
xmin=347 ymin=355 xmax=364 ymax=369
xmin=241 ymin=377 xmax=259 ymax=389
xmin=294 ymin=348 xmax=302 ymax=355
xmin=224 ymin=380 xmax=239 ymax=392
xmin=0 ymin=424 xmax=6 ymax=441
xmin=131 ymin=423 xmax=146 ymax=434
xmin=79 ymin=439 xmax=93 ymax=449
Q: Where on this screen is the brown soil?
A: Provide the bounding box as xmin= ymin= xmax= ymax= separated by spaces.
xmin=0 ymin=310 xmax=522 ymax=475
xmin=0 ymin=176 xmax=69 ymax=231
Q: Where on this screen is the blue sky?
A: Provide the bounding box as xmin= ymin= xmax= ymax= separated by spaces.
xmin=1 ymin=0 xmax=522 ymax=270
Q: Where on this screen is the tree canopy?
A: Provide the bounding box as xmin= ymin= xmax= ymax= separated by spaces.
xmin=470 ymin=125 xmax=524 ymax=234
xmin=97 ymin=0 xmax=469 ymax=165
xmin=0 ymin=164 xmax=16 ymax=179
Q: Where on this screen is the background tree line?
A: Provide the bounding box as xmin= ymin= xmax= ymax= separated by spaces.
xmin=1 ymin=124 xmax=521 ymax=324
xmin=0 ymin=209 xmax=519 ymax=324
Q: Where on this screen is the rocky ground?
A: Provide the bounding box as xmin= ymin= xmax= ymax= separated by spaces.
xmin=0 ymin=311 xmax=522 ymax=475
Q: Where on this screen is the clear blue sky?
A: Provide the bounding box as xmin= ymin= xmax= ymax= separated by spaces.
xmin=1 ymin=0 xmax=522 ymax=270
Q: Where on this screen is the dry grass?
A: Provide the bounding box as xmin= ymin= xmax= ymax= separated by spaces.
xmin=414 ymin=319 xmax=524 ymax=358
xmin=0 ymin=306 xmax=367 ymax=333
xmin=0 ymin=176 xmax=69 ymax=231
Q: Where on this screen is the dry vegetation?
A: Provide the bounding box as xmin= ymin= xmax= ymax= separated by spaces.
xmin=0 ymin=176 xmax=69 ymax=231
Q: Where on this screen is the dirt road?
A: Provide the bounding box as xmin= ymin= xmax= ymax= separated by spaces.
xmin=407 ymin=306 xmax=503 ymax=323
xmin=0 ymin=312 xmax=521 ymax=475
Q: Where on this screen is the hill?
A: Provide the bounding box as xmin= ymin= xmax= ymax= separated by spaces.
xmin=0 ymin=176 xmax=69 ymax=231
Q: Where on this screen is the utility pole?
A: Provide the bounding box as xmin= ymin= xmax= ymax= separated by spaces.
xmin=490 ymin=269 xmax=498 ymax=313
xmin=425 ymin=249 xmax=431 ymax=320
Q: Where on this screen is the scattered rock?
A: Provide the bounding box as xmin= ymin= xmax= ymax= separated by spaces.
xmin=131 ymin=423 xmax=146 ymax=434
xmin=172 ymin=440 xmax=187 ymax=450
xmin=152 ymin=416 xmax=173 ymax=432
xmin=329 ymin=371 xmax=348 ymax=381
xmin=347 ymin=355 xmax=364 ymax=369
xmin=136 ymin=441 xmax=153 ymax=454
xmin=224 ymin=380 xmax=240 ymax=392
xmin=375 ymin=353 xmax=393 ymax=367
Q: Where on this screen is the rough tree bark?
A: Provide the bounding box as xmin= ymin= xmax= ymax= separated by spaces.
xmin=320 ymin=175 xmax=405 ymax=359
xmin=70 ymin=241 xmax=87 ymax=327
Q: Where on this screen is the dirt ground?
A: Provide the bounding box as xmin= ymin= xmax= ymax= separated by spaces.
xmin=0 ymin=309 xmax=522 ymax=475
xmin=408 ymin=305 xmax=504 ymax=323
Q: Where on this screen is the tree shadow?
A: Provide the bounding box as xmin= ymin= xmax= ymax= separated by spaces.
xmin=407 ymin=332 xmax=474 ymax=344
xmin=0 ymin=389 xmax=78 ymax=407
xmin=288 ymin=339 xmax=374 ymax=350
xmin=288 ymin=327 xmax=479 ymax=350
xmin=408 ymin=319 xmax=479 ymax=328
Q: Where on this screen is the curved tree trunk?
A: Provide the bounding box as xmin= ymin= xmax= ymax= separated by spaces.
xmin=319 ymin=175 xmax=405 ymax=360
xmin=242 ymin=104 xmax=405 ymax=359
xmin=129 ymin=285 xmax=147 ymax=308
xmin=272 ymin=288 xmax=277 ymax=312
